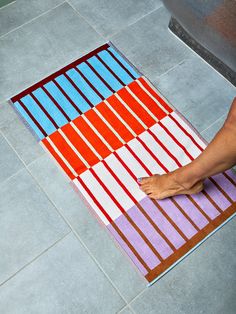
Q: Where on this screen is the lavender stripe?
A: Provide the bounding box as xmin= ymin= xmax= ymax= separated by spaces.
xmin=191 ymin=192 xmax=220 ymax=220
xmin=114 ymin=215 xmax=160 ymax=269
xmin=128 ymin=205 xmax=174 ymax=259
xmin=140 ymin=197 xmax=186 ymax=249
xmin=173 ymin=195 xmax=209 ymax=229
xmin=204 ymin=178 xmax=231 ymax=210
xmin=107 ymin=224 xmax=148 ymax=275
xmin=157 ymin=198 xmax=197 ymax=239
xmin=212 ymin=173 xmax=236 ymax=201
xmin=225 ymin=169 xmax=236 ymax=182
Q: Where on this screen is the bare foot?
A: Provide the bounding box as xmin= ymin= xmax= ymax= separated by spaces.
xmin=139 ymin=172 xmax=203 ymax=200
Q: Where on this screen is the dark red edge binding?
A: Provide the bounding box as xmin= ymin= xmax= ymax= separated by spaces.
xmin=11 ymin=43 xmax=110 ymax=103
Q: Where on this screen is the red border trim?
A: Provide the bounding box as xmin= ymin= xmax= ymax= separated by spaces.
xmin=11 ymin=43 xmax=110 ymax=103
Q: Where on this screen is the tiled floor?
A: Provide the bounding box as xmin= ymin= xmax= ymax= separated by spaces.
xmin=0 ymin=1 xmax=235 ymax=313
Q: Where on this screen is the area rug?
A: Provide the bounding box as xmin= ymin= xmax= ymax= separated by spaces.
xmin=10 ymin=43 xmax=236 ymax=285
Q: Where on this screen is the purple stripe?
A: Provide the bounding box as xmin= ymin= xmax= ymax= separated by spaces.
xmin=113 ymin=215 xmax=160 ymax=269
xmin=140 ymin=197 xmax=186 ymax=249
xmin=106 ymin=224 xmax=148 ymax=275
xmin=128 ymin=205 xmax=174 ymax=259
xmin=173 ymin=195 xmax=209 ymax=229
xmin=213 ymin=173 xmax=236 ymax=202
xmin=191 ymin=192 xmax=220 ymax=220
xmin=157 ymin=198 xmax=198 ymax=239
xmin=225 ymin=169 xmax=236 ymax=182
xmin=204 ymin=178 xmax=231 ymax=210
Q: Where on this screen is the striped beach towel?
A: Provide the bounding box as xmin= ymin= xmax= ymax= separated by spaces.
xmin=11 ymin=43 xmax=236 ymax=285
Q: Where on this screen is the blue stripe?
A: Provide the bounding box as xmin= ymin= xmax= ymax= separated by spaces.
xmin=77 ymin=62 xmax=112 ymax=99
xmin=98 ymin=50 xmax=133 ymax=85
xmin=21 ymin=95 xmax=56 ymax=136
xmin=66 ymin=68 xmax=102 ymax=106
xmin=87 ymin=56 xmax=123 ymax=91
xmin=55 ymin=75 xmax=91 ymax=113
xmin=14 ymin=101 xmax=44 ymax=140
xmin=33 ymin=88 xmax=68 ymax=127
xmin=108 ymin=47 xmax=140 ymax=79
xmin=44 ymin=81 xmax=79 ymax=121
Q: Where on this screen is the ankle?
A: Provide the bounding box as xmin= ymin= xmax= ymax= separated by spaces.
xmin=172 ymin=168 xmax=199 ymax=190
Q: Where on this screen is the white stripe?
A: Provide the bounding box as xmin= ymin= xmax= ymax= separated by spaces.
xmin=150 ymin=122 xmax=191 ymax=166
xmin=45 ymin=137 xmax=78 ymax=177
xmin=128 ymin=138 xmax=165 ymax=175
xmin=139 ymin=131 xmax=178 ymax=172
xmin=105 ymin=153 xmax=145 ymax=202
xmin=73 ymin=178 xmax=110 ymax=225
xmin=160 ymin=115 xmax=202 ymax=159
xmin=126 ymin=86 xmax=159 ymax=123
xmin=82 ymin=115 xmax=114 ymax=152
xmin=136 ymin=77 xmax=169 ymax=114
xmin=104 ymin=99 xmax=137 ymax=137
xmin=114 ymin=93 xmax=148 ymax=129
xmin=93 ymin=162 xmax=134 ymax=211
xmin=57 ymin=129 xmax=90 ymax=168
xmin=70 ymin=121 xmax=102 ymax=160
xmin=80 ymin=169 xmax=122 ymax=221
xmin=171 ymin=112 xmax=206 ymax=149
xmin=116 ymin=146 xmax=149 ymax=178
xmin=93 ymin=107 xmax=125 ymax=144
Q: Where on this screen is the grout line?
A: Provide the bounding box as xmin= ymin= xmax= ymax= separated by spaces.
xmin=27 ymin=166 xmax=129 ymax=305
xmin=110 ymin=4 xmax=163 ymax=39
xmin=0 ymin=231 xmax=71 ymax=287
xmin=0 ymin=0 xmax=16 ymax=11
xmin=200 ymin=113 xmax=227 ymax=135
xmin=168 ymin=27 xmax=236 ymax=89
xmin=65 ymin=0 xmax=106 ymax=40
xmin=0 ymin=1 xmax=66 ymax=39
xmin=154 ymin=58 xmax=186 ymax=81
xmin=117 ymin=304 xmax=137 ymax=314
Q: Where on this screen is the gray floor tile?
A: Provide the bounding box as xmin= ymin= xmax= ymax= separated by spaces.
xmin=0 ymin=109 xmax=45 ymax=165
xmin=201 ymin=114 xmax=227 ymax=143
xmin=0 ymin=169 xmax=70 ymax=284
xmin=28 ymin=154 xmax=146 ymax=302
xmin=0 ymin=0 xmax=64 ymax=36
xmin=154 ymin=55 xmax=236 ymax=132
xmin=130 ymin=218 xmax=236 ymax=314
xmin=0 ymin=233 xmax=125 ymax=314
xmin=68 ymin=0 xmax=163 ymax=38
xmin=119 ymin=305 xmax=134 ymax=314
xmin=0 ymin=133 xmax=23 ymax=183
xmin=0 ymin=101 xmax=19 ymax=128
xmin=0 ymin=2 xmax=104 ymax=103
xmin=111 ymin=7 xmax=192 ymax=81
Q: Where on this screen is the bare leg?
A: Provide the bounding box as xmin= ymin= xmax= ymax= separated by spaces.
xmin=140 ymin=97 xmax=236 ymax=199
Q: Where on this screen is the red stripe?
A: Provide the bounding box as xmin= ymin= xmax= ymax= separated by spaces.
xmin=106 ymin=48 xmax=136 ymax=80
xmin=11 ymin=43 xmax=110 ymax=103
xmin=85 ymin=61 xmax=115 ymax=93
xmin=64 ymin=73 xmax=93 ymax=108
xmin=114 ymin=151 xmax=137 ymax=181
xmin=137 ymin=137 xmax=169 ymax=173
xmin=147 ymin=129 xmax=182 ymax=168
xmin=30 ymin=92 xmax=59 ymax=129
xmin=159 ymin=121 xmax=194 ymax=161
xmin=41 ymin=86 xmax=70 ymax=121
xmin=96 ymin=54 xmax=125 ymax=86
xmin=74 ymin=66 xmax=104 ymax=100
xmin=102 ymin=160 xmax=138 ymax=203
xmin=125 ymin=144 xmax=152 ymax=176
xmin=76 ymin=176 xmax=112 ymax=223
xmin=52 ymin=79 xmax=82 ymax=114
xmin=18 ymin=100 xmax=47 ymax=137
xmin=89 ymin=168 xmax=125 ymax=214
xmin=169 ymin=114 xmax=204 ymax=152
